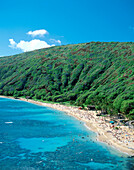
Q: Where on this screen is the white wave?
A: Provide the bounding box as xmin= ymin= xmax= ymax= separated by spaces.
xmin=5 ymin=122 xmax=13 ymax=124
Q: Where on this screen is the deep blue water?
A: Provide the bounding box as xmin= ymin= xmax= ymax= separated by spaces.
xmin=0 ymin=97 xmax=134 ymax=170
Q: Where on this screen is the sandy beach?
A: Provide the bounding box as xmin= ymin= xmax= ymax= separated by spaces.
xmin=0 ymin=95 xmax=134 ymax=156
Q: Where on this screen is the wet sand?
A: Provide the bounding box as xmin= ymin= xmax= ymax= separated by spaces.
xmin=0 ymin=95 xmax=134 ymax=156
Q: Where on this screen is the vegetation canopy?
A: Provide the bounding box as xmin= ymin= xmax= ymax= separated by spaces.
xmin=0 ymin=42 xmax=134 ymax=119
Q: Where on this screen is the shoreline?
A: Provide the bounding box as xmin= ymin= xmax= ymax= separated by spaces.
xmin=0 ymin=95 xmax=134 ymax=156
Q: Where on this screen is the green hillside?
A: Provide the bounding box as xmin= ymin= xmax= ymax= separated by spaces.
xmin=0 ymin=42 xmax=134 ymax=119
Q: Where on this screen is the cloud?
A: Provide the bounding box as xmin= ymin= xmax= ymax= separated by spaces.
xmin=9 ymin=39 xmax=17 ymax=48
xmin=9 ymin=39 xmax=53 ymax=52
xmin=27 ymin=29 xmax=48 ymax=37
xmin=9 ymin=29 xmax=62 ymax=53
xmin=50 ymin=39 xmax=61 ymax=44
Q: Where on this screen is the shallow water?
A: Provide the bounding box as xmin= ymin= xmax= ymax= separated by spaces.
xmin=0 ymin=97 xmax=134 ymax=170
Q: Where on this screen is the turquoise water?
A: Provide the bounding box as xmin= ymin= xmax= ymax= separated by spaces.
xmin=0 ymin=97 xmax=134 ymax=170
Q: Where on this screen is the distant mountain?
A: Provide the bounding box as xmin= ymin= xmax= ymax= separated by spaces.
xmin=0 ymin=42 xmax=134 ymax=119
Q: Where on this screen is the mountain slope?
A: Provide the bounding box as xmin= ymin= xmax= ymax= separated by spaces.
xmin=0 ymin=42 xmax=134 ymax=119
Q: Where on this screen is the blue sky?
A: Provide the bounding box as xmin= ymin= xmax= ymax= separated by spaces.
xmin=0 ymin=0 xmax=134 ymax=57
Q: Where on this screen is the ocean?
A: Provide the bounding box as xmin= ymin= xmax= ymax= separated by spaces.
xmin=0 ymin=97 xmax=133 ymax=170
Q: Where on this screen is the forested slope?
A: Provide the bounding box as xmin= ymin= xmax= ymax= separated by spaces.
xmin=0 ymin=42 xmax=134 ymax=119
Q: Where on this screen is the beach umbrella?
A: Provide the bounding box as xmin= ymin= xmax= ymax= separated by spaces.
xmin=109 ymin=121 xmax=114 ymax=124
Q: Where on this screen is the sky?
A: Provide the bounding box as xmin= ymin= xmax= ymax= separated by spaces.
xmin=0 ymin=0 xmax=134 ymax=57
